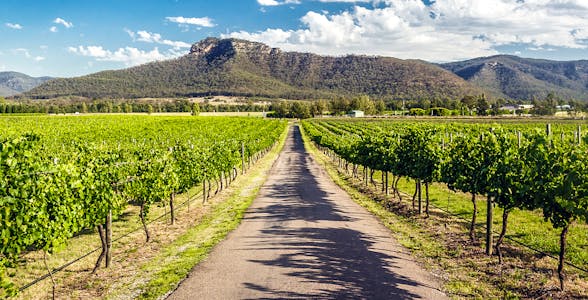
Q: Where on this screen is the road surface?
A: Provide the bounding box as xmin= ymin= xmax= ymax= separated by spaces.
xmin=168 ymin=125 xmax=447 ymax=299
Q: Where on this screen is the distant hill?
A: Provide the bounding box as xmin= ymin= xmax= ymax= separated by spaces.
xmin=26 ymin=37 xmax=482 ymax=100
xmin=0 ymin=72 xmax=53 ymax=97
xmin=441 ymin=55 xmax=588 ymax=100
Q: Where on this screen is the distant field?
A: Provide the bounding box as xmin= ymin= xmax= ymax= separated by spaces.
xmin=42 ymin=111 xmax=269 ymax=117
xmin=199 ymin=111 xmax=267 ymax=117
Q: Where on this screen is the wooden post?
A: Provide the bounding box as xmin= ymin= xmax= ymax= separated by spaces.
xmin=202 ymin=179 xmax=206 ymax=203
xmin=241 ymin=142 xmax=246 ymax=175
xmin=486 ymin=195 xmax=493 ymax=256
xmin=106 ymin=209 xmax=112 ymax=267
xmin=385 ymin=171 xmax=389 ymax=195
xmin=546 ymin=123 xmax=552 ymax=136
xmin=517 ymin=131 xmax=521 ymax=148
xmin=417 ymin=180 xmax=422 ymax=215
xmin=578 ymin=125 xmax=582 ymax=145
xmin=169 ymin=193 xmax=175 ymax=225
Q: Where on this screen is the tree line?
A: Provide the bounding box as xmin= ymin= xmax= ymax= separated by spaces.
xmin=0 ymin=97 xmax=269 ymax=115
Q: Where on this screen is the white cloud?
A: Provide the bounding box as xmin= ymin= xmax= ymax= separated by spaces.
xmin=317 ymin=0 xmax=372 ymax=2
xmin=258 ymin=0 xmax=372 ymax=5
xmin=126 ymin=29 xmax=191 ymax=49
xmin=257 ymin=0 xmax=301 ymax=5
xmin=11 ymin=48 xmax=45 ymax=62
xmin=68 ymin=45 xmax=181 ymax=66
xmin=225 ymin=0 xmax=588 ymax=62
xmin=53 ymin=17 xmax=73 ymax=28
xmin=165 ymin=16 xmax=215 ymax=28
xmin=50 ymin=26 xmax=58 ymax=33
xmin=13 ymin=48 xmax=31 ymax=58
xmin=5 ymin=23 xmax=23 ymax=30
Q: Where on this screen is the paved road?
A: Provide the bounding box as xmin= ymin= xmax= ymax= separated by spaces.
xmin=168 ymin=125 xmax=447 ymax=299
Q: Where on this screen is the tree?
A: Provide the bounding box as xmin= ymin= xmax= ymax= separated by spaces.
xmin=330 ymin=97 xmax=351 ymax=115
xmin=271 ymin=101 xmax=291 ymax=118
xmin=461 ymin=95 xmax=476 ymax=114
xmin=375 ymin=99 xmax=386 ymax=115
xmin=491 ymin=98 xmax=506 ymax=116
xmin=291 ymin=101 xmax=311 ymax=119
xmin=476 ymin=94 xmax=489 ymax=116
xmin=311 ymin=99 xmax=328 ymax=116
xmin=124 ymin=103 xmax=132 ymax=113
xmin=190 ymin=102 xmax=200 ymax=116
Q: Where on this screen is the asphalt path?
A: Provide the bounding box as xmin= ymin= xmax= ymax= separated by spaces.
xmin=168 ymin=125 xmax=447 ymax=299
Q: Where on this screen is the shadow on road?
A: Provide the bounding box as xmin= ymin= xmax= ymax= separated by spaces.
xmin=243 ymin=126 xmax=350 ymax=223
xmin=241 ymin=126 xmax=427 ymax=299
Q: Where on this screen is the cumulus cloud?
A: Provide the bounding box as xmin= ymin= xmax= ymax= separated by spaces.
xmin=257 ymin=0 xmax=301 ymax=5
xmin=165 ymin=16 xmax=215 ymax=27
xmin=13 ymin=48 xmax=32 ymax=58
xmin=126 ymin=29 xmax=191 ymax=49
xmin=5 ymin=23 xmax=23 ymax=30
xmin=226 ymin=0 xmax=588 ymax=62
xmin=53 ymin=17 xmax=73 ymax=28
xmin=317 ymin=0 xmax=372 ymax=2
xmin=11 ymin=48 xmax=45 ymax=62
xmin=68 ymin=45 xmax=181 ymax=66
xmin=50 ymin=26 xmax=58 ymax=33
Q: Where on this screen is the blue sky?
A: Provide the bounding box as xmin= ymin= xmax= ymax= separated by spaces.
xmin=1 ymin=0 xmax=587 ymax=77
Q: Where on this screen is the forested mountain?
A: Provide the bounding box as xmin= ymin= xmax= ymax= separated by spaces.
xmin=441 ymin=55 xmax=588 ymax=100
xmin=26 ymin=38 xmax=482 ymax=100
xmin=0 ymin=72 xmax=53 ymax=97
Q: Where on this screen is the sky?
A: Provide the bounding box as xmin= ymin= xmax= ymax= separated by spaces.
xmin=1 ymin=0 xmax=587 ymax=78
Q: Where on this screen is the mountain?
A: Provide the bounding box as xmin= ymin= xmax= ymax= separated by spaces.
xmin=26 ymin=37 xmax=482 ymax=100
xmin=0 ymin=72 xmax=53 ymax=97
xmin=441 ymin=55 xmax=588 ymax=100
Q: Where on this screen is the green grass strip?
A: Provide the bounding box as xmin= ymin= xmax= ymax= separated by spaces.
xmin=299 ymin=125 xmax=500 ymax=298
xmin=108 ymin=124 xmax=289 ymax=300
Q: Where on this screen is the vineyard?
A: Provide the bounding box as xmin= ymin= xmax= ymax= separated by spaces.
xmin=0 ymin=115 xmax=287 ymax=298
xmin=302 ymin=118 xmax=588 ymax=295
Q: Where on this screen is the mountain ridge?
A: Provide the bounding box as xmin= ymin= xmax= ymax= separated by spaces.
xmin=24 ymin=38 xmax=588 ymax=101
xmin=25 ymin=37 xmax=482 ymax=100
xmin=440 ymin=55 xmax=588 ymax=100
xmin=0 ymin=72 xmax=53 ymax=97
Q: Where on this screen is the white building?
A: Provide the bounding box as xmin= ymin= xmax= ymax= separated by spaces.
xmin=349 ymin=110 xmax=364 ymax=118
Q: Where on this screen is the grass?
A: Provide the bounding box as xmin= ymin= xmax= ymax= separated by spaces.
xmin=12 ymin=125 xmax=289 ymax=300
xmin=14 ymin=185 xmax=208 ymax=299
xmin=299 ymin=125 xmax=588 ymax=299
xmin=108 ymin=123 xmax=289 ymax=300
xmin=393 ymin=178 xmax=588 ymax=270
